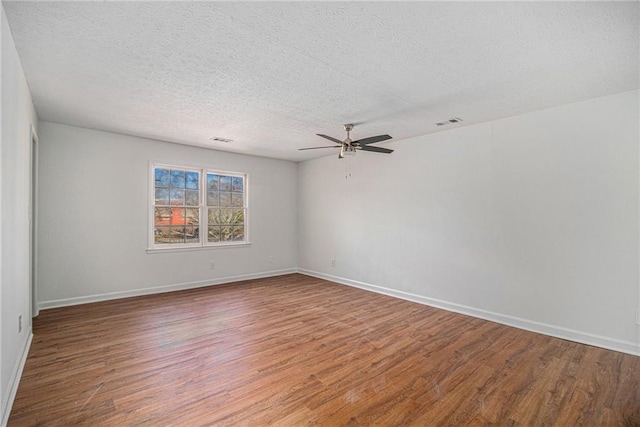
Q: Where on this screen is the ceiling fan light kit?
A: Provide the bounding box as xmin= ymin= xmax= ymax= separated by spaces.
xmin=299 ymin=124 xmax=393 ymax=159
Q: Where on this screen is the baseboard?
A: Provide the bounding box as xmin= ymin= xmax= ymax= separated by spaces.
xmin=38 ymin=268 xmax=297 ymax=310
xmin=1 ymin=330 xmax=33 ymax=427
xmin=298 ymin=269 xmax=640 ymax=357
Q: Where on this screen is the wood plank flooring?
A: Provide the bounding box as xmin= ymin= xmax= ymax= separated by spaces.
xmin=9 ymin=274 xmax=640 ymax=425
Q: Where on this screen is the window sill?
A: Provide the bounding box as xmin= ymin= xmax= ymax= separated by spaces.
xmin=146 ymin=242 xmax=252 ymax=254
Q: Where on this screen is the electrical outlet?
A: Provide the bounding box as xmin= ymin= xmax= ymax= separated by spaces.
xmin=18 ymin=314 xmax=22 ymax=333
xmin=331 ymin=258 xmax=336 ymax=268
xmin=209 ymin=261 xmax=216 ymax=270
xmin=268 ymin=256 xmax=274 ymax=264
xmin=636 ymin=308 xmax=640 ymax=325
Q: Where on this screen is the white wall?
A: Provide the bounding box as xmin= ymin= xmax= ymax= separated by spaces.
xmin=37 ymin=122 xmax=297 ymax=306
xmin=298 ymin=90 xmax=640 ymax=355
xmin=1 ymin=5 xmax=38 ymax=423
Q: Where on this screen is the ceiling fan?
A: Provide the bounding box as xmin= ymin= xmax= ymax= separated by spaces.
xmin=299 ymin=124 xmax=393 ymax=159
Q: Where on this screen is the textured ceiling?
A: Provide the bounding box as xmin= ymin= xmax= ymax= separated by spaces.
xmin=3 ymin=1 xmax=639 ymax=162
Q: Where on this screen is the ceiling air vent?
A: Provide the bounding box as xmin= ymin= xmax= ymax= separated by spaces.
xmin=436 ymin=117 xmax=463 ymax=127
xmin=210 ymin=137 xmax=233 ymax=143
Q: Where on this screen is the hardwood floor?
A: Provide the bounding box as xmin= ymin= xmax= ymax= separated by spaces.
xmin=9 ymin=274 xmax=640 ymax=425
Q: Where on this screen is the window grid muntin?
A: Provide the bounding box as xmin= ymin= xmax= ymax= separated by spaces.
xmin=205 ymin=171 xmax=246 ymax=244
xmin=153 ymin=166 xmax=201 ymax=246
xmin=151 ymin=163 xmax=247 ymax=249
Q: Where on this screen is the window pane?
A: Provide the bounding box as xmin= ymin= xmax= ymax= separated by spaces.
xmin=154 ymin=207 xmax=171 ymax=227
xmin=186 ymin=171 xmax=199 ymax=189
xmin=231 ymin=192 xmax=243 ymax=207
xmin=219 ymin=175 xmax=231 ymax=191
xmin=208 ymin=208 xmax=220 ymax=225
xmin=185 ymin=225 xmax=199 ymax=243
xmin=155 ymin=168 xmax=170 ymax=187
xmin=207 ymin=174 xmax=219 ymax=191
xmin=185 ymin=189 xmax=199 ymax=206
xmin=232 ymin=226 xmax=244 ymax=241
xmin=232 ymin=176 xmax=243 ymax=192
xmin=185 ymin=208 xmax=199 ymax=224
xmin=216 ymin=209 xmax=244 ymax=226
xmin=207 ymin=191 xmax=219 ymax=207
xmin=208 ymin=226 xmax=220 ymax=242
xmin=231 ymin=209 xmax=244 ymax=225
xmin=169 ymin=226 xmax=185 ymax=243
xmin=219 ymin=226 xmax=233 ymax=241
xmin=170 ymin=170 xmax=186 ymax=188
xmin=170 ymin=208 xmax=186 ymax=225
xmin=155 ymin=226 xmax=171 ymax=244
xmin=155 ymin=188 xmax=169 ymax=205
xmin=218 ymin=209 xmax=231 ymax=224
xmin=170 ymin=189 xmax=185 ymax=205
xmin=220 ymin=192 xmax=232 ymax=207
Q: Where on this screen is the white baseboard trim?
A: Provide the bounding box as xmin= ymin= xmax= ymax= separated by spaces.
xmin=38 ymin=268 xmax=298 ymax=310
xmin=1 ymin=330 xmax=33 ymax=427
xmin=298 ymin=269 xmax=640 ymax=357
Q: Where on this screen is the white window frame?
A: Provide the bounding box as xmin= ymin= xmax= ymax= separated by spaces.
xmin=148 ymin=161 xmax=250 ymax=252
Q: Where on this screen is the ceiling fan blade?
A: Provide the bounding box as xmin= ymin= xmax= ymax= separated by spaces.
xmin=359 ymin=145 xmax=394 ymax=154
xmin=316 ymin=134 xmax=343 ymax=144
xmin=353 ymin=134 xmax=392 ymax=145
xmin=298 ymin=145 xmax=341 ymax=151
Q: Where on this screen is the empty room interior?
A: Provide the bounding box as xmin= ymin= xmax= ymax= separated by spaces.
xmin=1 ymin=1 xmax=639 ymax=425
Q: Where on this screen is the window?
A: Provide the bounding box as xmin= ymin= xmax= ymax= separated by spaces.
xmin=150 ymin=163 xmax=248 ymax=249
